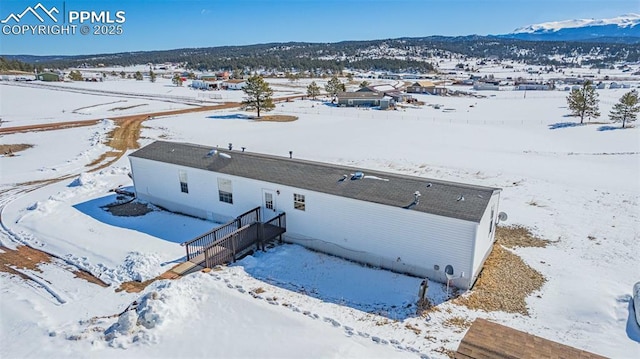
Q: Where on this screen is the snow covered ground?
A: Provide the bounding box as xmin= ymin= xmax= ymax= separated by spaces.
xmin=1 ymin=74 xmax=639 ymax=358
xmin=0 ymin=77 xmax=304 ymax=127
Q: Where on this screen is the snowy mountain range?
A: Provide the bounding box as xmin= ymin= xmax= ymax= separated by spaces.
xmin=500 ymin=14 xmax=640 ymax=42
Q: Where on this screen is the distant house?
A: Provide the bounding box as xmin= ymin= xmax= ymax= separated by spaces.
xmin=515 ymin=84 xmax=550 ymax=91
xmin=216 ymin=71 xmax=230 ymax=80
xmin=223 ymin=79 xmax=247 ymax=90
xmin=199 ymin=74 xmax=218 ymax=82
xmin=379 ymin=73 xmax=402 ymax=80
xmin=36 ymin=72 xmax=61 ymax=82
xmin=191 ymin=80 xmax=219 ymax=90
xmin=128 ymin=140 xmax=503 ymax=289
xmin=356 ymin=86 xmax=412 ymax=103
xmin=609 ymin=82 xmax=621 ymax=89
xmin=406 ymin=81 xmax=447 ymax=95
xmin=473 ymin=82 xmax=500 ymax=91
xmin=336 ymin=91 xmax=386 ymax=108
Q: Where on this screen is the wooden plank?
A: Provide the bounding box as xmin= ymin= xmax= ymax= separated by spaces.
xmin=456 ymin=319 xmax=606 ymax=359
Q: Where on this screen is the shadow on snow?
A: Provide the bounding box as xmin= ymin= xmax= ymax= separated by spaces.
xmin=548 ymin=122 xmax=585 ymax=130
xmin=626 ymin=297 xmax=640 ymax=343
xmin=207 ymin=114 xmax=253 ymax=120
xmin=597 ymin=125 xmax=624 ymax=132
xmin=73 ymin=193 xmax=217 ymax=244
xmin=233 ymin=243 xmax=455 ymax=320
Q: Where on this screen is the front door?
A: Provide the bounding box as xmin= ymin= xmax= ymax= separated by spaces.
xmin=262 ymin=189 xmax=277 ymax=216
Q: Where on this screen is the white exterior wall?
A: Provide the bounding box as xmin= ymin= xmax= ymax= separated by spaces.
xmin=191 ymin=80 xmax=215 ymax=90
xmin=284 ymin=191 xmax=478 ymax=289
xmin=225 ymin=82 xmax=245 ymax=90
xmin=130 ymin=157 xmax=481 ymax=289
xmin=471 ymin=191 xmax=501 ymax=284
xmin=130 ymin=157 xmax=266 ymax=223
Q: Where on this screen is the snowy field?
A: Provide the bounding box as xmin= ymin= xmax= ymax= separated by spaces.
xmin=0 ymin=77 xmax=304 ymax=127
xmin=1 ymin=74 xmax=639 ymax=358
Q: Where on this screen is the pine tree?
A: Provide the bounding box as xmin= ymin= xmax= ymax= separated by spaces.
xmin=567 ymin=81 xmax=600 ymax=123
xmin=609 ymin=90 xmax=639 ymax=129
xmin=68 ymin=70 xmax=83 ymax=81
xmin=172 ymin=74 xmax=183 ymax=86
xmin=134 ymin=71 xmax=143 ymax=80
xmin=149 ymin=70 xmax=157 ymax=83
xmin=359 ymin=80 xmax=370 ymax=89
xmin=306 ymin=81 xmax=320 ymax=99
xmin=241 ymin=75 xmax=275 ymax=118
xmin=324 ymin=76 xmax=345 ymax=98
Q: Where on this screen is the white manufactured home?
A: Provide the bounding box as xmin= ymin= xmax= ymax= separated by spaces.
xmin=128 ymin=141 xmax=502 ymax=289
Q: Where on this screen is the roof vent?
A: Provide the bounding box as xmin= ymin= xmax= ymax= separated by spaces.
xmin=206 ymin=149 xmax=231 ymax=159
xmin=351 ymin=171 xmax=364 ymax=180
xmin=457 ymin=194 xmax=465 ymax=202
xmin=403 ymin=191 xmax=421 ymax=209
xmin=338 ymin=174 xmax=348 ymax=182
xmin=426 ymin=183 xmax=432 ymax=188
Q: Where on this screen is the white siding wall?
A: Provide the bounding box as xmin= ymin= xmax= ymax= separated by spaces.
xmin=130 ymin=157 xmax=264 ymax=223
xmin=471 ymin=191 xmax=501 ymax=283
xmin=130 ymin=157 xmax=481 ymax=288
xmin=284 ymin=190 xmax=478 ymax=289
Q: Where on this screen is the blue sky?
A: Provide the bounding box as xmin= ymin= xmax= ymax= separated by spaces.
xmin=0 ymin=0 xmax=637 ymax=55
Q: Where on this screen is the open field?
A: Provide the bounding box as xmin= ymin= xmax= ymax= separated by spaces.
xmin=0 ymin=72 xmax=638 ymax=358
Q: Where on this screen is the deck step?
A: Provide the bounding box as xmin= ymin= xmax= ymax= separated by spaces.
xmin=171 ymin=261 xmax=204 ymax=276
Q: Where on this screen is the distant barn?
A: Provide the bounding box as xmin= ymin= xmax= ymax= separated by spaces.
xmin=36 ymin=72 xmax=61 ymax=82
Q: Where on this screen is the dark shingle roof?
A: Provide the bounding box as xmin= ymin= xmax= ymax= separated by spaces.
xmin=130 ymin=141 xmax=500 ymax=222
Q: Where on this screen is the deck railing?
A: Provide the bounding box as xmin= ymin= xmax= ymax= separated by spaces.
xmin=182 ymin=206 xmax=261 ymax=261
xmin=237 ymin=206 xmax=260 ymax=227
xmin=202 ymin=223 xmax=260 ymax=268
xmin=265 ymin=212 xmax=286 ymax=230
xmin=183 ymin=207 xmax=286 ymax=267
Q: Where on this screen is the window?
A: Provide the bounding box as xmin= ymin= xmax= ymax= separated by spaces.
xmin=179 ymin=170 xmax=188 ymax=193
xmin=218 ymin=178 xmax=233 ymax=204
xmin=293 ymin=193 xmax=305 ymax=211
xmin=265 ymin=192 xmax=274 ymax=210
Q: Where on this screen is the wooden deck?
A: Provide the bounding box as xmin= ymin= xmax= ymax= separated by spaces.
xmin=455 ymin=318 xmax=606 ymax=359
xmin=183 ymin=209 xmax=286 ymax=269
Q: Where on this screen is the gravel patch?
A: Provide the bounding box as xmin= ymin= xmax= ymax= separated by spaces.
xmin=105 ymin=201 xmax=153 ymax=217
xmin=453 ymin=226 xmax=547 ymax=315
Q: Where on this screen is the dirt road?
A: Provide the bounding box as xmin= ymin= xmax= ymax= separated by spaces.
xmin=0 ymin=94 xmax=306 ymax=291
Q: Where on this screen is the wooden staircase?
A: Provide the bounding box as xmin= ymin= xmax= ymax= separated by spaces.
xmin=180 ymin=207 xmax=286 ymax=270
